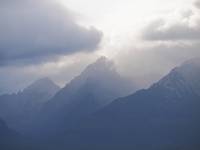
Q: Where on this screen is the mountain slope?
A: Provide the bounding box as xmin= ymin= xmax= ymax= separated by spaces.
xmin=55 ymin=58 xmax=200 ymax=150
xmin=0 ymin=78 xmax=60 ymax=132
xmin=34 ymin=57 xmax=136 ymax=136
xmin=0 ymin=118 xmax=31 ymax=150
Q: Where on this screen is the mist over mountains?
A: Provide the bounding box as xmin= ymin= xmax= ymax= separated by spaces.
xmin=58 ymin=57 xmax=200 ymax=149
xmin=27 ymin=57 xmax=136 ymax=136
xmin=1 ymin=0 xmax=200 ymax=149
xmin=0 ymin=57 xmax=200 ymax=150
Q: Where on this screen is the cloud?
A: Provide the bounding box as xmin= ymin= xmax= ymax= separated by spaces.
xmin=1 ymin=0 xmax=200 ymax=94
xmin=143 ymin=19 xmax=200 ymax=41
xmin=0 ymin=53 xmax=99 ymax=94
xmin=114 ymin=42 xmax=200 ymax=88
xmin=0 ymin=0 xmax=102 ymax=66
xmin=114 ymin=0 xmax=200 ymax=88
xmin=195 ymin=0 xmax=200 ymax=9
xmin=142 ymin=2 xmax=200 ymax=42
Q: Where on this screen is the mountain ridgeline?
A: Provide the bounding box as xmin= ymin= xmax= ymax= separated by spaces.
xmin=32 ymin=57 xmax=136 ymax=135
xmin=0 ymin=57 xmax=200 ymax=150
xmin=0 ymin=77 xmax=60 ymax=132
xmin=54 ymin=58 xmax=200 ymax=150
xmin=0 ymin=118 xmax=33 ymax=150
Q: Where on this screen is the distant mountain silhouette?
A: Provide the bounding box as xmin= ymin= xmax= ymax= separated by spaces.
xmin=52 ymin=58 xmax=200 ymax=150
xmin=0 ymin=78 xmax=60 ymax=132
xmin=34 ymin=57 xmax=136 ymax=136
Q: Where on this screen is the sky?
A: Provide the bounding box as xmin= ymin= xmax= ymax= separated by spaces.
xmin=0 ymin=0 xmax=200 ymax=94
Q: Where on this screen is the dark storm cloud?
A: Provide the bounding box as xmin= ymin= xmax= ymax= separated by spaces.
xmin=0 ymin=0 xmax=102 ymax=66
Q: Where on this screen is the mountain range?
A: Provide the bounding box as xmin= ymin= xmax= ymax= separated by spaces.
xmin=46 ymin=57 xmax=200 ymax=150
xmin=30 ymin=57 xmax=136 ymax=136
xmin=0 ymin=77 xmax=60 ymax=132
xmin=0 ymin=57 xmax=200 ymax=150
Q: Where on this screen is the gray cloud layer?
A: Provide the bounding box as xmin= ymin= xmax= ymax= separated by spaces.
xmin=142 ymin=1 xmax=200 ymax=42
xmin=115 ymin=43 xmax=200 ymax=88
xmin=143 ymin=19 xmax=200 ymax=41
xmin=115 ymin=0 xmax=200 ymax=88
xmin=0 ymin=0 xmax=102 ymax=66
xmin=195 ymin=0 xmax=200 ymax=9
xmin=1 ymin=0 xmax=200 ymax=94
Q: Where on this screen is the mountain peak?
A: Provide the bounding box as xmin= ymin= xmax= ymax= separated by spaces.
xmin=80 ymin=56 xmax=116 ymax=78
xmin=23 ymin=77 xmax=60 ymax=95
xmin=30 ymin=77 xmax=53 ymax=86
xmin=181 ymin=57 xmax=200 ymax=66
xmin=95 ymin=56 xmax=108 ymax=62
xmin=57 ymin=58 xmax=200 ymax=150
xmin=93 ymin=56 xmax=111 ymax=66
xmin=153 ymin=57 xmax=200 ymax=97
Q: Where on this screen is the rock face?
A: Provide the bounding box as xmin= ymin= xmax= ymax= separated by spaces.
xmin=35 ymin=57 xmax=136 ymax=136
xmin=0 ymin=78 xmax=60 ymax=132
xmin=51 ymin=58 xmax=200 ymax=150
